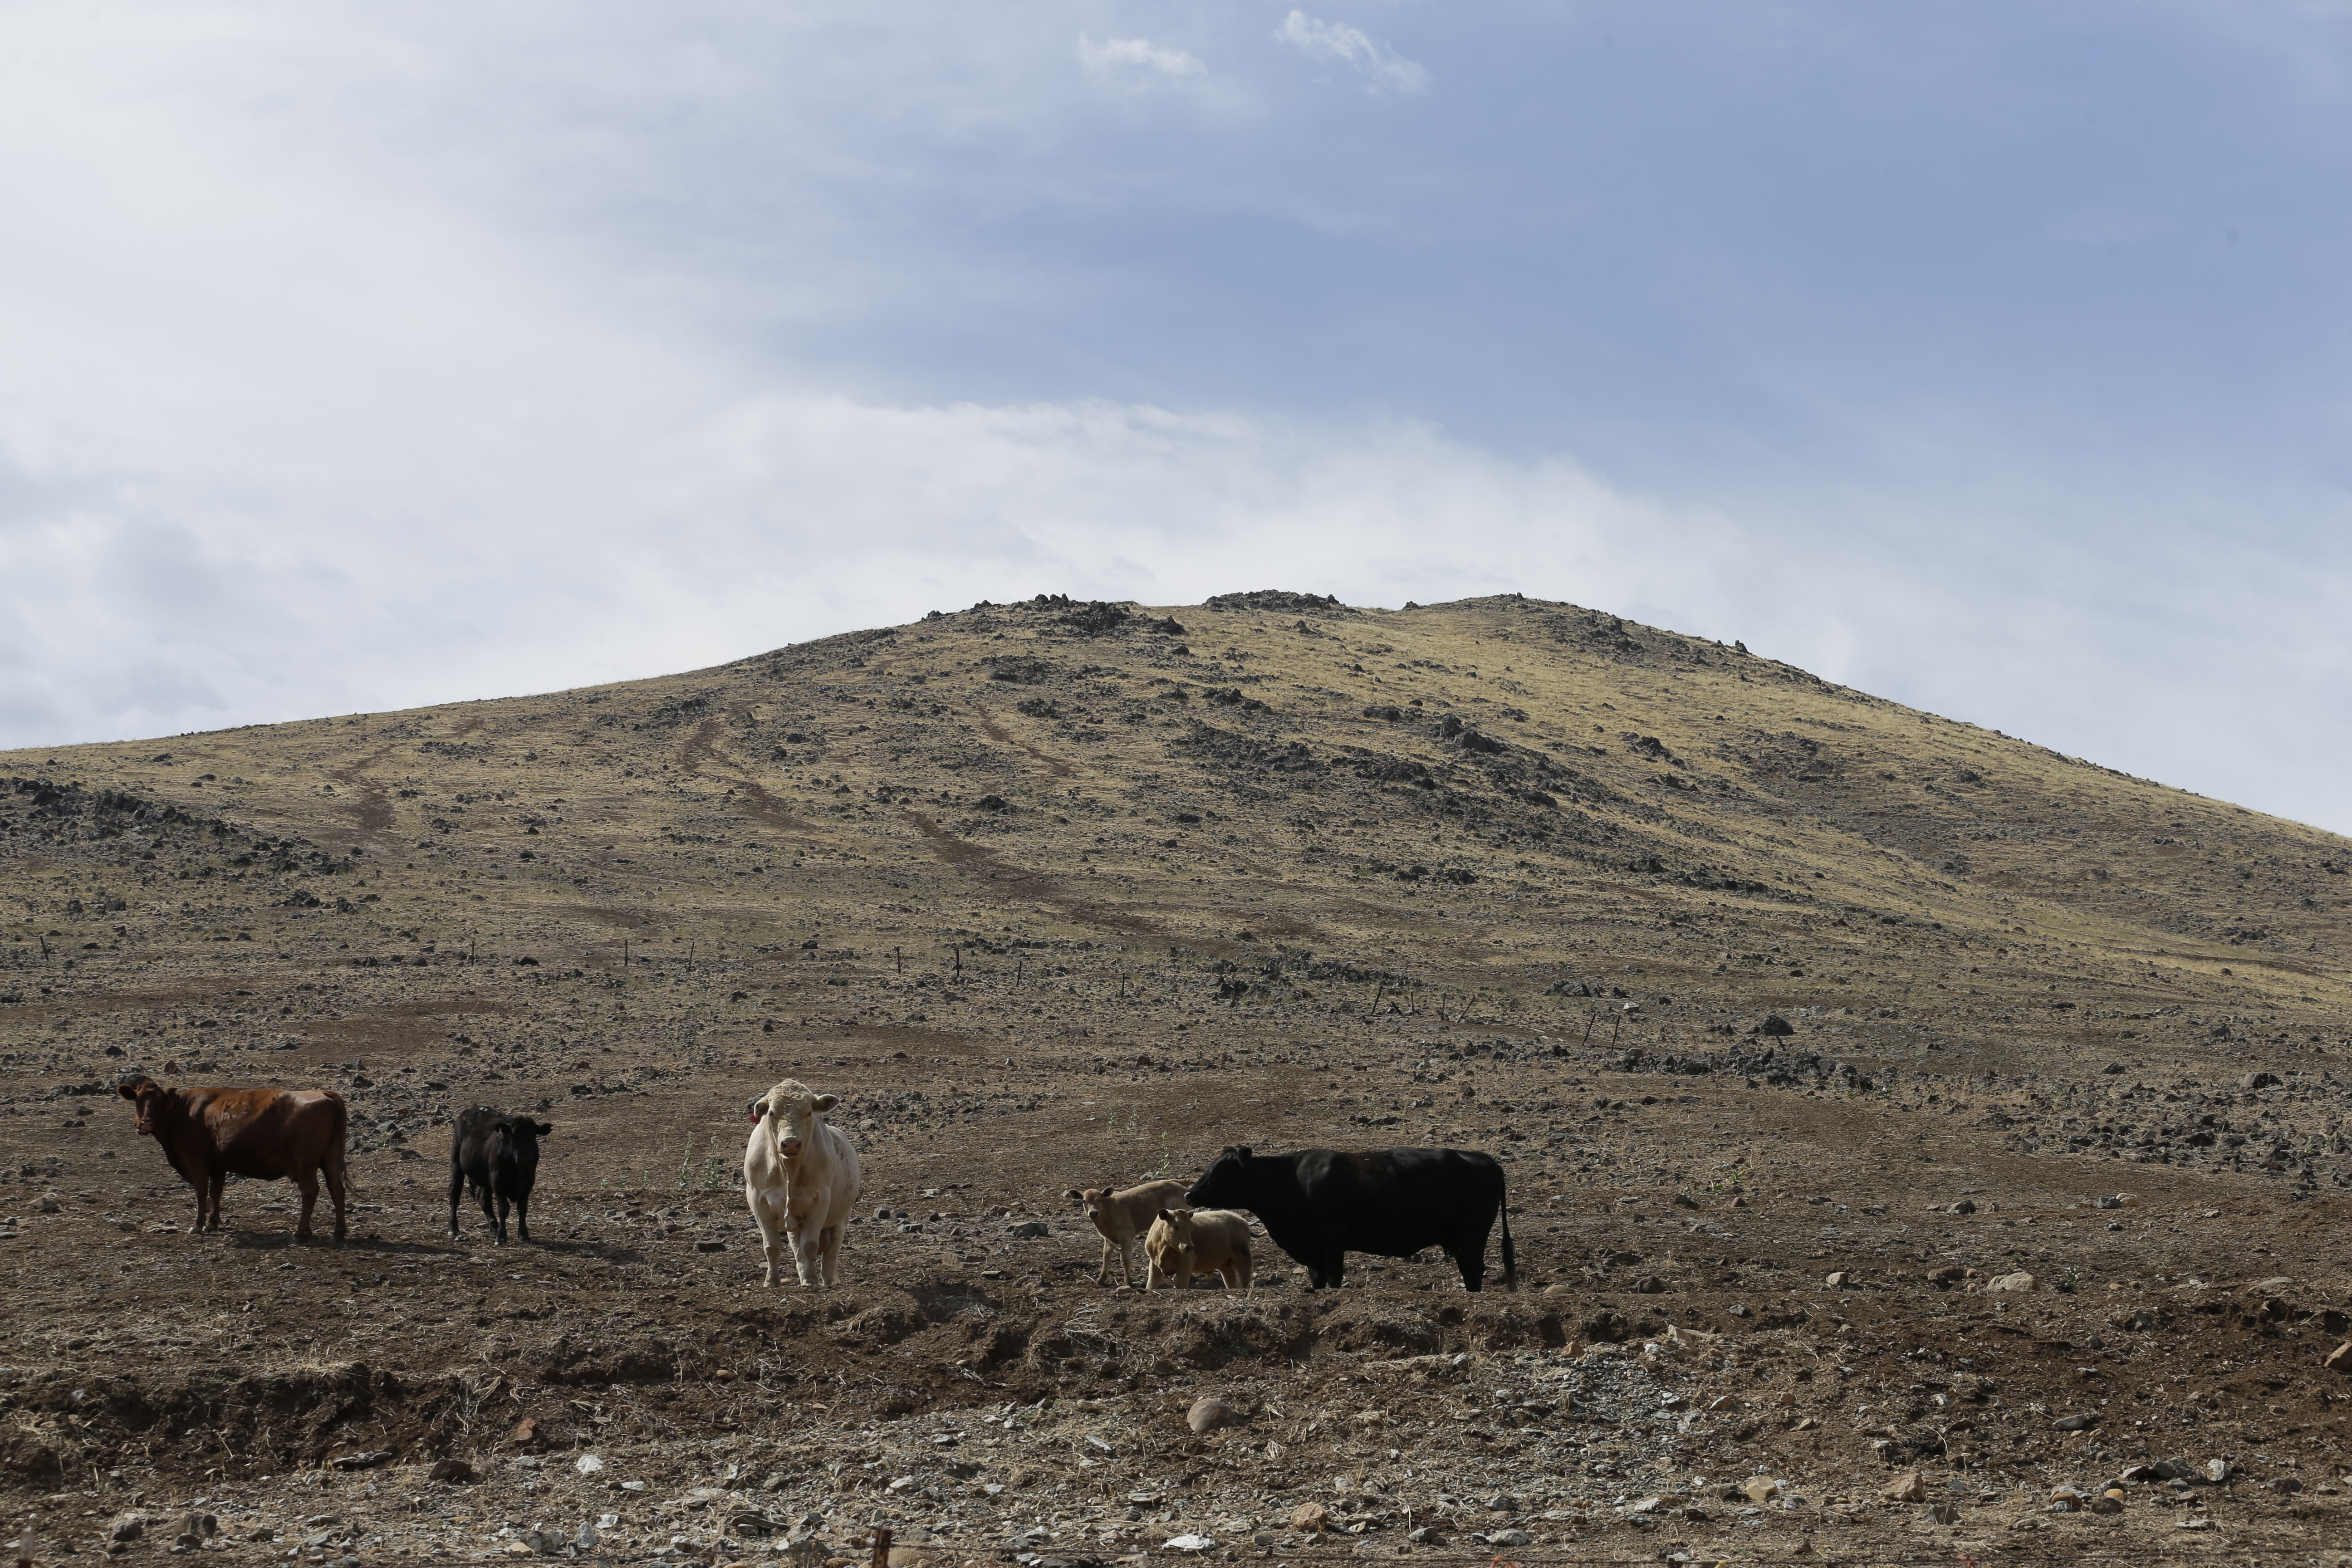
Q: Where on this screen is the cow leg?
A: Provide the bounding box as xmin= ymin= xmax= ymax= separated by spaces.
xmin=1117 ymin=1236 xmax=1141 ymax=1289
xmin=206 ymin=1171 xmax=227 ymax=1233
xmin=818 ymin=1222 xmax=843 ymax=1286
xmin=323 ymin=1156 xmax=348 ymax=1243
xmin=1451 ymin=1243 xmax=1486 ymax=1293
xmin=446 ymin=1164 xmax=466 ymax=1237
xmin=751 ymin=1195 xmax=787 ymax=1287
xmin=491 ymin=1188 xmax=511 ymax=1247
xmin=790 ymin=1220 xmax=824 ymax=1287
xmin=1093 ymin=1235 xmax=1115 ymax=1285
xmin=512 ymin=1186 xmax=531 ymax=1245
xmin=477 ymin=1180 xmax=502 ymax=1245
xmin=294 ymin=1165 xmax=320 ymax=1240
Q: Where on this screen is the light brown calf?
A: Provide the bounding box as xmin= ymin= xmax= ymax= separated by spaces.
xmin=1143 ymin=1205 xmax=1253 ymax=1291
xmin=1065 ymin=1178 xmax=1190 ymax=1287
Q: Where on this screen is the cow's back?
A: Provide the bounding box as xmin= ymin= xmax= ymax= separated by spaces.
xmin=189 ymin=1088 xmax=345 ymax=1179
xmin=1313 ymin=1147 xmax=1502 ymax=1257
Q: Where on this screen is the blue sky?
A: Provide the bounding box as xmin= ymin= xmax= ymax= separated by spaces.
xmin=3 ymin=2 xmax=2349 ymax=831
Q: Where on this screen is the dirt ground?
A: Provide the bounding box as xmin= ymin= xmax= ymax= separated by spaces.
xmin=5 ymin=589 xmax=2352 ymax=1565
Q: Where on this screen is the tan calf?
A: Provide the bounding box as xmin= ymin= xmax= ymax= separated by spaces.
xmin=1065 ymin=1178 xmax=1189 ymax=1287
xmin=1144 ymin=1206 xmax=1253 ymax=1291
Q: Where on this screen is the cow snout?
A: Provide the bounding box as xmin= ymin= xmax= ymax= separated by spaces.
xmin=779 ymin=1136 xmax=803 ymax=1157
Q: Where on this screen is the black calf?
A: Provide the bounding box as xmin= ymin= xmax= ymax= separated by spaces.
xmin=448 ymin=1108 xmax=552 ymax=1245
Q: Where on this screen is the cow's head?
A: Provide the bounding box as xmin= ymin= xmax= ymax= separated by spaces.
xmin=1065 ymin=1186 xmax=1118 ymax=1226
xmin=116 ymin=1076 xmax=174 ymax=1138
xmin=1185 ymin=1146 xmax=1251 ymax=1210
xmin=1154 ymin=1205 xmax=1200 ymax=1258
xmin=495 ymin=1117 xmax=553 ymax=1161
xmin=752 ymin=1078 xmax=837 ymax=1161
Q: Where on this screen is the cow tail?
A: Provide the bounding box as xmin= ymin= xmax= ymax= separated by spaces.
xmin=1498 ymin=1176 xmax=1517 ymax=1292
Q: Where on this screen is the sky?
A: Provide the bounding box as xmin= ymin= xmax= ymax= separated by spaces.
xmin=2 ymin=2 xmax=2349 ymax=832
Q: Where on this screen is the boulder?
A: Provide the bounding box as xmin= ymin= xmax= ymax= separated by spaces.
xmin=1186 ymin=1397 xmax=1240 ymax=1434
xmin=1882 ymin=1473 xmax=1927 ymax=1503
xmin=1987 ymin=1271 xmax=2038 ymax=1293
xmin=1289 ymin=1503 xmax=1330 ymax=1534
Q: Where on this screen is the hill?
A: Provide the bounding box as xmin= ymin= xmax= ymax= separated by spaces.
xmin=5 ymin=590 xmax=2352 ymax=1559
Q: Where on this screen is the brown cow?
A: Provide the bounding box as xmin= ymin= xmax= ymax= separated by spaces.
xmin=116 ymin=1077 xmax=351 ymax=1240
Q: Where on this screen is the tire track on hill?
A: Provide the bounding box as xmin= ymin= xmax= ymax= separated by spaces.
xmin=679 ymin=709 xmax=814 ymax=835
xmin=901 ymin=810 xmax=1161 ymax=936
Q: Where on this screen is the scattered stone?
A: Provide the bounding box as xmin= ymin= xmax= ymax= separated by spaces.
xmin=2090 ymin=1493 xmax=2123 ymax=1515
xmin=1186 ymin=1397 xmax=1240 ymax=1434
xmin=2056 ymin=1413 xmax=2096 ymax=1431
xmin=2270 ymin=1477 xmax=2303 ymax=1494
xmin=1949 ymin=1199 xmax=1978 ymax=1215
xmin=2205 ymin=1459 xmax=2230 ymax=1483
xmin=427 ymin=1459 xmax=479 ymax=1484
xmin=1759 ymin=1015 xmax=1795 ymax=1037
xmin=1485 ymin=1494 xmax=1521 ymax=1513
xmin=1927 ymin=1504 xmax=1961 ymax=1524
xmin=1741 ymin=1477 xmax=1781 ymax=1504
xmin=1882 ymin=1473 xmax=1926 ymax=1503
xmin=1162 ymin=1535 xmax=1217 ymax=1553
xmin=1988 ymin=1271 xmax=2039 ymax=1293
xmin=507 ymin=1417 xmax=542 ymax=1448
xmin=1289 ymin=1503 xmax=1329 ymax=1534
xmin=1487 ymin=1528 xmax=1532 ymax=1547
xmin=575 ymin=1453 xmax=606 ymax=1474
xmin=1824 ymin=1271 xmax=1853 ymax=1290
xmin=1009 ymin=1220 xmax=1049 ymax=1239
xmin=2239 ymin=1072 xmax=2281 ymax=1090
xmin=108 ymin=1515 xmax=145 ymax=1543
xmin=328 ymin=1449 xmax=392 ymax=1470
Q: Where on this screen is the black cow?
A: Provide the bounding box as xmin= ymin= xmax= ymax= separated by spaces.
xmin=448 ymin=1108 xmax=553 ymax=1245
xmin=1186 ymin=1145 xmax=1515 ymax=1292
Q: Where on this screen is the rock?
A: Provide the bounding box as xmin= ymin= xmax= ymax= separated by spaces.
xmin=36 ymin=1193 xmax=61 ymax=1213
xmin=1406 ymin=1526 xmax=1440 ymax=1544
xmin=1824 ymin=1271 xmax=1853 ymax=1290
xmin=427 ymin=1458 xmax=479 ymax=1484
xmin=329 ymin=1449 xmax=392 ymax=1470
xmin=576 ymin=1520 xmax=600 ymax=1549
xmin=1882 ymin=1473 xmax=1927 ymax=1503
xmin=1927 ymin=1504 xmax=1961 ymax=1524
xmin=507 ymin=1417 xmax=542 ymax=1448
xmin=1988 ymin=1271 xmax=2038 ymax=1293
xmin=2090 ymin=1494 xmax=2122 ymax=1515
xmin=2093 ymin=1196 xmax=2122 ymax=1210
xmin=1186 ymin=1397 xmax=1239 ymax=1434
xmin=2328 ymin=1342 xmax=2352 ymax=1373
xmin=2271 ymin=1477 xmax=2303 ymax=1494
xmin=2056 ymin=1413 xmax=2096 ymax=1431
xmin=1162 ymin=1536 xmax=1217 ymax=1553
xmin=2239 ymin=1072 xmax=2281 ymax=1090
xmin=2205 ymin=1459 xmax=2230 ymax=1483
xmin=575 ymin=1453 xmax=606 ymax=1474
xmin=1759 ymin=1015 xmax=1794 ymax=1037
xmin=1289 ymin=1503 xmax=1329 ymax=1534
xmin=1741 ymin=1477 xmax=1781 ymax=1504
xmin=1009 ymin=1220 xmax=1049 ymax=1239
xmin=108 ymin=1515 xmax=145 ymax=1543
xmin=1949 ymin=1199 xmax=1977 ymax=1215
xmin=1485 ymin=1494 xmax=1520 ymax=1513
xmin=1487 ymin=1529 xmax=1531 ymax=1547
xmin=2176 ymin=1518 xmax=2213 ymax=1532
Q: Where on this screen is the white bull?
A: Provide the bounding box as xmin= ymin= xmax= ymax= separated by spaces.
xmin=744 ymin=1078 xmax=862 ymax=1288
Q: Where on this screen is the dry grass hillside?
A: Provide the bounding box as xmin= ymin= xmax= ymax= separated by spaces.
xmin=6 ymin=589 xmax=2352 ymax=1565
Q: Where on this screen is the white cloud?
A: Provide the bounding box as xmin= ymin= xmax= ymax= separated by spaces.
xmin=1078 ymin=34 xmax=1207 ymax=84
xmin=1274 ymin=10 xmax=1429 ymax=94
